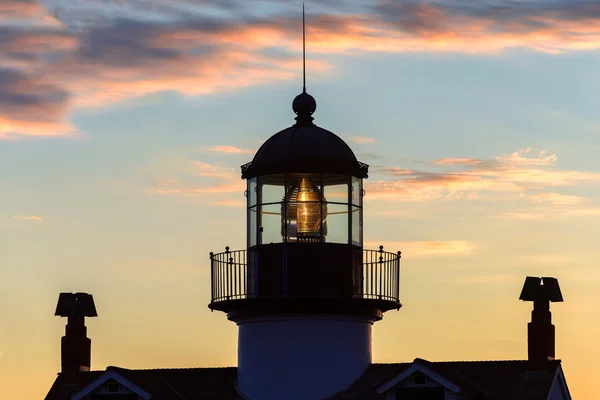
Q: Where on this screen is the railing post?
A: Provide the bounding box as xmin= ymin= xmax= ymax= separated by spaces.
xmin=209 ymin=252 xmax=214 ymax=309
xmin=229 ymin=256 xmax=234 ymax=300
xmin=378 ymin=245 xmax=383 ymax=300
xmin=396 ymin=251 xmax=401 ymax=305
xmin=225 ymin=246 xmax=231 ymax=300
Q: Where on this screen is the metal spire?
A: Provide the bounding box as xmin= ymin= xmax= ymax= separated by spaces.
xmin=302 ymin=2 xmax=306 ymax=93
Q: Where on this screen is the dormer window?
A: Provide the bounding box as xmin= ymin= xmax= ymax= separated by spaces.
xmin=106 ymin=382 xmax=120 ymax=393
xmin=413 ymin=372 xmax=427 ymax=385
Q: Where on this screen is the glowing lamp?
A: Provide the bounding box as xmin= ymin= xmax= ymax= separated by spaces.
xmin=284 ymin=177 xmax=328 ymax=242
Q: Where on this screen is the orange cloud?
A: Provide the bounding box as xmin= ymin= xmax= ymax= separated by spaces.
xmin=349 ymin=136 xmax=377 ymax=144
xmin=193 ymin=162 xmax=237 ymax=179
xmin=215 ymin=200 xmax=245 ymax=207
xmin=151 ymin=161 xmax=244 ymax=202
xmin=495 ymin=206 xmax=600 ymax=220
xmin=206 ymin=145 xmax=253 ymax=154
xmin=364 ymin=240 xmax=475 ymax=257
xmin=13 ymin=215 xmax=42 ymax=221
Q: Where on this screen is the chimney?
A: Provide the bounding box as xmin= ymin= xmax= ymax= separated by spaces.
xmin=519 ymin=277 xmax=563 ymax=367
xmin=55 ymin=292 xmax=98 ymax=374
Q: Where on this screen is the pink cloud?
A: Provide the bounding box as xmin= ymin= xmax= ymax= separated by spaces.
xmin=13 ymin=215 xmax=42 ymax=221
xmin=349 ymin=136 xmax=377 ymax=144
xmin=206 ymin=145 xmax=253 ymax=154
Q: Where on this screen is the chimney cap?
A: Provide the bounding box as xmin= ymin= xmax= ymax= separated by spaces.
xmin=519 ymin=276 xmax=563 ymax=302
xmin=55 ymin=292 xmax=98 ymax=317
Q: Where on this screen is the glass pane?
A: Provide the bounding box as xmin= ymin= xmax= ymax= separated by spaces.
xmin=324 ymin=203 xmax=349 ymax=244
xmin=259 ymin=203 xmax=283 ymax=244
xmin=248 ymin=206 xmax=257 ymax=247
xmin=323 ymin=174 xmax=349 ymax=204
xmin=351 ymin=177 xmax=362 ymax=206
xmin=352 ymin=206 xmax=362 ymax=246
xmin=248 ymin=177 xmax=257 ymax=207
xmin=260 ymin=174 xmax=285 ymax=204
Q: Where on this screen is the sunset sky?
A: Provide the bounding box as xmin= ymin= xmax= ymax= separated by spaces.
xmin=2 ymin=0 xmax=600 ymax=398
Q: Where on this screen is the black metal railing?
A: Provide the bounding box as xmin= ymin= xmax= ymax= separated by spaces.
xmin=210 ymin=247 xmax=248 ymax=303
xmin=361 ymin=246 xmax=401 ymax=302
xmin=209 ymin=245 xmax=400 ymax=305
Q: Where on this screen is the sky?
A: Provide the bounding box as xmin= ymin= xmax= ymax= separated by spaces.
xmin=1 ymin=0 xmax=600 ymax=398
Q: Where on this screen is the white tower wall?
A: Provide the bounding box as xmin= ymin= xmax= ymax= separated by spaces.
xmin=235 ymin=314 xmax=374 ymax=400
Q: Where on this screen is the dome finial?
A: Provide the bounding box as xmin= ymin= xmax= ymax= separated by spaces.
xmin=293 ymin=3 xmax=316 ymax=126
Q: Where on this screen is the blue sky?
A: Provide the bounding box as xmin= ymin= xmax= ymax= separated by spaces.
xmin=2 ymin=0 xmax=600 ymax=398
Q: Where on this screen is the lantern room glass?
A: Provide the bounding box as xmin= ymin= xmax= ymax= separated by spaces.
xmin=247 ymin=173 xmax=363 ymax=247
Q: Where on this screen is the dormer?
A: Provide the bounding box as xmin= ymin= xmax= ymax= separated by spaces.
xmin=375 ymin=359 xmax=484 ymax=400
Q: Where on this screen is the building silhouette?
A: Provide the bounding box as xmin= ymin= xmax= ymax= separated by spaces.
xmin=45 ymin=85 xmax=572 ymax=399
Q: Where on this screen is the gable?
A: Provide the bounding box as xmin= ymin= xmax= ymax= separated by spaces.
xmin=376 ymin=364 xmax=461 ymax=395
xmin=71 ymin=370 xmax=151 ymax=400
xmin=547 ymin=365 xmax=572 ymax=400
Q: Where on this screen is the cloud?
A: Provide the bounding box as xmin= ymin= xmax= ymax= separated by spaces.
xmin=4 ymin=1 xmax=600 ymax=137
xmin=151 ymin=161 xmax=244 ymax=202
xmin=0 ymin=0 xmax=50 ymax=20
xmin=13 ymin=215 xmax=42 ymax=221
xmin=205 ymin=145 xmax=253 ymax=154
xmin=521 ymin=192 xmax=588 ymax=206
xmin=0 ymin=69 xmax=75 ymax=138
xmin=215 ymin=200 xmax=245 ymax=207
xmin=364 ymin=240 xmax=475 ymax=257
xmin=496 ymin=148 xmax=557 ymax=166
xmin=349 ymin=136 xmax=376 ymax=144
xmin=367 ymin=148 xmax=600 ymax=204
xmin=495 ymin=206 xmax=600 ymax=220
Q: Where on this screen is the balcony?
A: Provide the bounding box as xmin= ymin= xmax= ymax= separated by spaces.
xmin=209 ymin=244 xmax=401 ymax=315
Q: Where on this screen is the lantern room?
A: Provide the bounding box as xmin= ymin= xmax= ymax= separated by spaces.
xmin=242 ymin=91 xmax=368 ymax=246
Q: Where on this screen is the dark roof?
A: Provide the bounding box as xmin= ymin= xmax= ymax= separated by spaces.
xmin=45 ymin=370 xmax=105 ymax=400
xmin=45 ymin=366 xmax=239 ymax=400
xmin=329 ymin=359 xmax=563 ymax=400
xmin=45 ymin=360 xmax=563 ymax=400
xmin=241 ymin=124 xmax=368 ymax=179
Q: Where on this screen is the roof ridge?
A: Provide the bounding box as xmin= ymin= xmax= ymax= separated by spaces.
xmin=106 ymin=366 xmax=237 ymax=372
xmin=372 ymin=359 xmax=562 ymax=365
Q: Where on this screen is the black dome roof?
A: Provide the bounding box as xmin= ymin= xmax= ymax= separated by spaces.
xmin=240 ymin=90 xmax=369 ymax=180
xmin=241 ymin=125 xmax=368 ymax=179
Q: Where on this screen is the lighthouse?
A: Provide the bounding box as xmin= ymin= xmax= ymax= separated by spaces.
xmin=208 ymin=8 xmax=401 ymax=400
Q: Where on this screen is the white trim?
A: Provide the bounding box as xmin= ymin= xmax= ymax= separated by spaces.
xmin=547 ymin=364 xmax=572 ymax=400
xmin=71 ymin=369 xmax=152 ymax=400
xmin=375 ymin=363 xmax=461 ymax=395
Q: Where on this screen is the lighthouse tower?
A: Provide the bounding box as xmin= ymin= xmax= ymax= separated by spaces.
xmin=208 ymin=9 xmax=401 ymax=400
